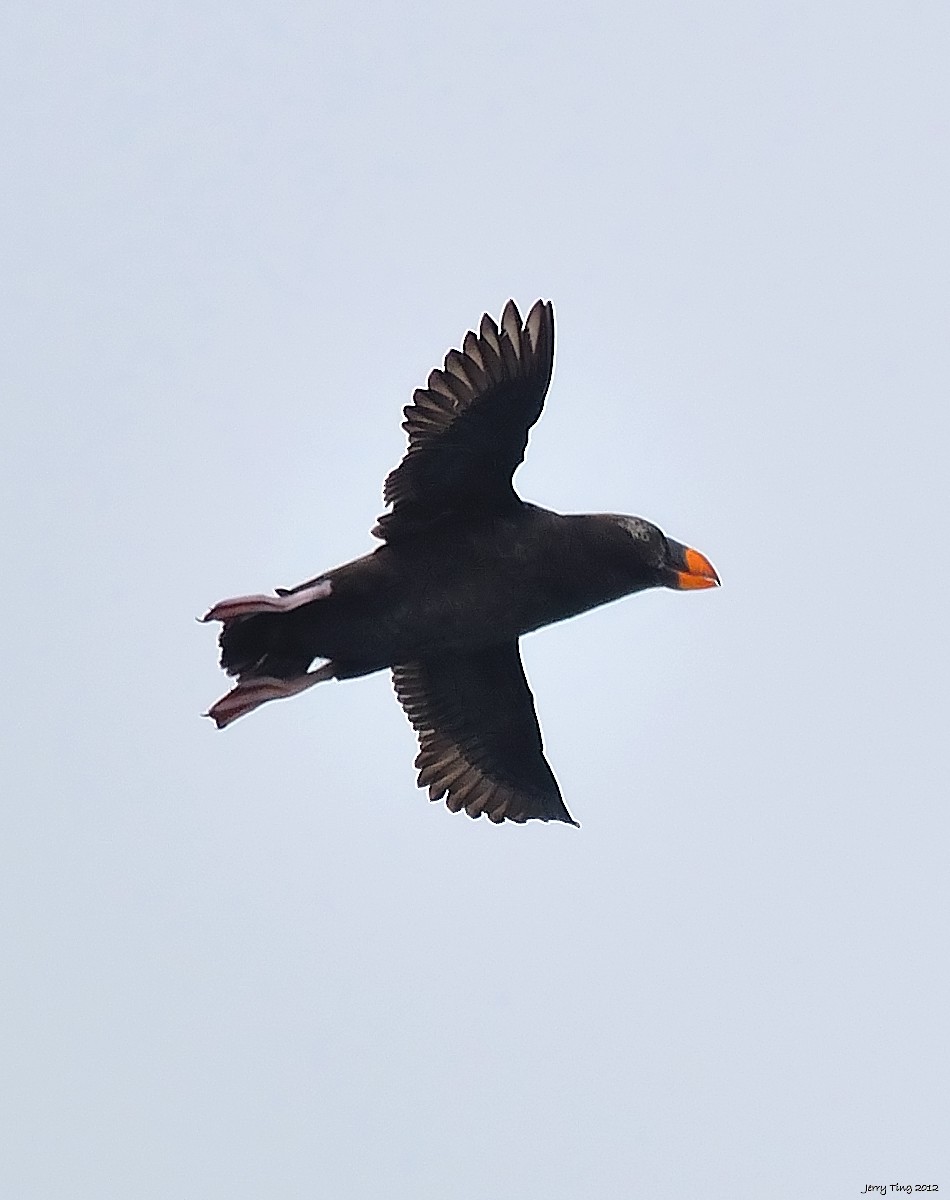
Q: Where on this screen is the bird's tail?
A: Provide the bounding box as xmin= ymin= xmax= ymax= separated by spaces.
xmin=200 ymin=580 xmax=336 ymax=727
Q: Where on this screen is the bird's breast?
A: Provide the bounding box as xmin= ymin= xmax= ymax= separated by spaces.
xmin=380 ymin=511 xmax=632 ymax=652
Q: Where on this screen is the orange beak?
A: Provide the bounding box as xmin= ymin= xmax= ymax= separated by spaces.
xmin=668 ymin=541 xmax=721 ymax=590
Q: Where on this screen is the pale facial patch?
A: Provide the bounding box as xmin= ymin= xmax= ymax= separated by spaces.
xmin=614 ymin=515 xmax=654 ymax=543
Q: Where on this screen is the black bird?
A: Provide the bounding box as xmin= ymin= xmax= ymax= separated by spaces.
xmin=203 ymin=300 xmax=719 ymax=826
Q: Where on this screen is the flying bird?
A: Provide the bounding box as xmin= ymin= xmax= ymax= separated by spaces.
xmin=203 ymin=300 xmax=719 ymax=826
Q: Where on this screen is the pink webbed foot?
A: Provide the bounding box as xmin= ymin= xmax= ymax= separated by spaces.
xmin=205 ymin=661 xmax=337 ymax=729
xmin=200 ymin=579 xmax=332 ymax=623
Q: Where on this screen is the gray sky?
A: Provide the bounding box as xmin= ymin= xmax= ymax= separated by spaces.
xmin=3 ymin=2 xmax=948 ymax=1197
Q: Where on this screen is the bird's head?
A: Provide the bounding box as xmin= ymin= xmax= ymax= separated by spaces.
xmin=611 ymin=516 xmax=720 ymax=592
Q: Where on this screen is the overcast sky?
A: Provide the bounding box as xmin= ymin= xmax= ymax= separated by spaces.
xmin=3 ymin=2 xmax=948 ymax=1197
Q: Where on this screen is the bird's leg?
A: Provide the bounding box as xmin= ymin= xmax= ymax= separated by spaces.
xmin=199 ymin=579 xmax=332 ymax=623
xmin=204 ymin=661 xmax=337 ymax=729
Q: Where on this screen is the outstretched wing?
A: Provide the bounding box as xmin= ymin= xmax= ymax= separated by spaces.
xmin=374 ymin=299 xmax=555 ymax=541
xmin=392 ymin=643 xmax=578 ymax=826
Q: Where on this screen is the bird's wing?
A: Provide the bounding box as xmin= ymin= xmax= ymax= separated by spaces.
xmin=392 ymin=642 xmax=577 ymax=826
xmin=373 ymin=299 xmax=555 ymax=541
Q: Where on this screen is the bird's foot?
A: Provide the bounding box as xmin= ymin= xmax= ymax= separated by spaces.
xmin=204 ymin=662 xmax=336 ymax=728
xmin=199 ymin=579 xmax=332 ymax=623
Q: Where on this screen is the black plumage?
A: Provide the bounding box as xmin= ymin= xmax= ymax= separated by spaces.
xmin=203 ymin=300 xmax=719 ymax=826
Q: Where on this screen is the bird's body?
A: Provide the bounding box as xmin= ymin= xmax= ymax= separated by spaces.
xmin=224 ymin=508 xmax=665 ymax=676
xmin=204 ymin=300 xmax=718 ymax=826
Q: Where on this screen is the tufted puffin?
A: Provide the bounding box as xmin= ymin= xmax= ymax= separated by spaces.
xmin=202 ymin=300 xmax=719 ymax=826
